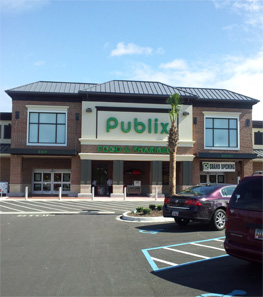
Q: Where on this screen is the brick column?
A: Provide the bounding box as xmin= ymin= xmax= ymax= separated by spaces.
xmin=78 ymin=159 xmax=92 ymax=197
xmin=70 ymin=156 xmax=81 ymax=196
xmin=9 ymin=155 xmax=23 ymax=196
xmin=242 ymin=159 xmax=253 ymax=179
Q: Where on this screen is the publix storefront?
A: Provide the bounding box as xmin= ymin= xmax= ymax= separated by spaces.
xmin=78 ymin=101 xmax=194 ymax=197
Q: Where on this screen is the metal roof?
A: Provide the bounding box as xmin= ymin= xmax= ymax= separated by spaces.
xmin=5 ymin=80 xmax=260 ymax=103
xmin=80 ymin=80 xmax=195 ymax=97
xmin=176 ymin=87 xmax=259 ymax=103
xmin=6 ymin=81 xmax=97 ymax=95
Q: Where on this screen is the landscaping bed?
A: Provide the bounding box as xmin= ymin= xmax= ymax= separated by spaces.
xmin=127 ymin=204 xmax=163 ymax=217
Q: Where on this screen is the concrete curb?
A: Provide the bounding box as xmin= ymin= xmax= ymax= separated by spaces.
xmin=120 ymin=211 xmax=174 ymax=223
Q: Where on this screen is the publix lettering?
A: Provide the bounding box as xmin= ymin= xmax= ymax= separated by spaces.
xmin=106 ymin=117 xmax=169 ymax=134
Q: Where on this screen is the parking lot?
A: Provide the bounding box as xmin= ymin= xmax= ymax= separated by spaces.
xmin=1 ymin=201 xmax=262 ymax=297
xmin=0 ymin=199 xmax=157 ymax=215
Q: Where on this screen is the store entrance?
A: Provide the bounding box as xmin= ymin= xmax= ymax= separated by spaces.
xmin=32 ymin=170 xmax=71 ymax=194
xmin=92 ymin=161 xmax=108 ymax=196
xmin=200 ymin=173 xmax=225 ymax=184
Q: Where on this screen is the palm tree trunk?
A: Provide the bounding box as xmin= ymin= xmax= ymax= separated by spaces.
xmin=168 ymin=122 xmax=178 ymax=196
xmin=169 ymin=150 xmax=177 ymax=195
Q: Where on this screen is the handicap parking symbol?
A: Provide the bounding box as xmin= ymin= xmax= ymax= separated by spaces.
xmin=139 ymin=229 xmax=164 ymax=234
xmin=196 ymin=289 xmax=246 ymax=297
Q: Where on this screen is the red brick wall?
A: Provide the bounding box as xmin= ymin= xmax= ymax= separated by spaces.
xmin=253 ymin=162 xmax=263 ymax=172
xmin=22 ymin=158 xmax=71 ymax=184
xmin=11 ymin=100 xmax=81 ymax=151
xmin=193 ymin=107 xmax=253 ymax=154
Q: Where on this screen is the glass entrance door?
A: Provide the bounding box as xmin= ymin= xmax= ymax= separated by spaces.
xmin=33 ymin=170 xmax=71 ymax=194
xmin=200 ymin=173 xmax=225 ymax=184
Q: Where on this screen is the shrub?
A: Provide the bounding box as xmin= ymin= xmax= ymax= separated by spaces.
xmin=157 ymin=205 xmax=163 ymax=211
xmin=143 ymin=208 xmax=151 ymax=215
xmin=136 ymin=206 xmax=144 ymax=213
xmin=149 ymin=204 xmax=156 ymax=211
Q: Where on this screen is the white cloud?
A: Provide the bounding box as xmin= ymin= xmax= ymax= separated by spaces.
xmin=34 ymin=60 xmax=45 ymax=67
xmin=127 ymin=50 xmax=263 ymax=120
xmin=110 ymin=42 xmax=153 ymax=57
xmin=213 ymin=0 xmax=263 ymax=28
xmin=0 ymin=0 xmax=50 ymax=13
xmin=160 ymin=59 xmax=188 ymax=70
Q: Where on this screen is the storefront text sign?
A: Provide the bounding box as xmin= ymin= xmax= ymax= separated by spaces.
xmin=202 ymin=162 xmax=235 ymax=172
xmin=106 ymin=117 xmax=169 ymax=134
xmin=98 ymin=146 xmax=169 ymax=154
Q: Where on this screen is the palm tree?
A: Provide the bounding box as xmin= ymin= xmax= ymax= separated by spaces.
xmin=166 ymin=93 xmax=182 ymax=195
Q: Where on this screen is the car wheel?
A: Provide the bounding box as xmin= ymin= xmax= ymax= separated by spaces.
xmin=174 ymin=218 xmax=190 ymax=226
xmin=211 ymin=209 xmax=226 ymax=230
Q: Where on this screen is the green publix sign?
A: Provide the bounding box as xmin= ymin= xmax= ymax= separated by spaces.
xmin=106 ymin=117 xmax=169 ymax=134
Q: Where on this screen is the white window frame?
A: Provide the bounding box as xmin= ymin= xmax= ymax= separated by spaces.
xmin=203 ymin=112 xmax=240 ymax=150
xmin=26 ymin=105 xmax=69 ymax=146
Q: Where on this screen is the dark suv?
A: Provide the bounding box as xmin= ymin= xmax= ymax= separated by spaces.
xmin=224 ymin=175 xmax=263 ymax=264
xmin=163 ymin=184 xmax=236 ymax=230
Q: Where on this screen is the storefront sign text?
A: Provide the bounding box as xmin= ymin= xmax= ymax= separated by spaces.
xmin=98 ymin=146 xmax=169 ymax=154
xmin=202 ymin=162 xmax=235 ymax=172
xmin=106 ymin=117 xmax=169 ymax=134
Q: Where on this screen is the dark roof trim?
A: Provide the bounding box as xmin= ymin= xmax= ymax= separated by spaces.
xmin=253 ymin=121 xmax=263 ymax=128
xmin=197 ymin=152 xmax=258 ymax=159
xmin=0 ymin=113 xmax=12 ymax=120
xmin=95 ymin=106 xmax=170 ymax=113
xmin=9 ymin=148 xmax=78 ymax=156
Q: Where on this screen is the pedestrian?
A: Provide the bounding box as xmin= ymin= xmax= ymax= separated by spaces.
xmin=107 ymin=178 xmax=113 ymax=196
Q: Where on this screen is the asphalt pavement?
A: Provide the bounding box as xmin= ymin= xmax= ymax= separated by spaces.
xmin=1 ymin=204 xmax=262 ymax=297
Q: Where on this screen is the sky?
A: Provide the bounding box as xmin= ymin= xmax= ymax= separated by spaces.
xmin=0 ymin=0 xmax=263 ymax=120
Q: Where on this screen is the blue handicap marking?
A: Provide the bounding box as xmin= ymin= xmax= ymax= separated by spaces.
xmin=196 ymin=289 xmax=247 ymax=297
xmin=139 ymin=229 xmax=164 ymax=234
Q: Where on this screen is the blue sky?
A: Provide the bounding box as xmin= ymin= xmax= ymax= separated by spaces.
xmin=1 ymin=0 xmax=263 ymax=120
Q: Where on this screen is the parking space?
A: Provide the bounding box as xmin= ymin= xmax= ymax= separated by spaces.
xmin=0 ymin=200 xmax=158 ymax=215
xmin=142 ymin=237 xmax=227 ymax=272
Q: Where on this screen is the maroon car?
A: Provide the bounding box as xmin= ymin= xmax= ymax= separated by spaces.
xmin=163 ymin=184 xmax=236 ymax=230
xmin=224 ymin=175 xmax=263 ymax=264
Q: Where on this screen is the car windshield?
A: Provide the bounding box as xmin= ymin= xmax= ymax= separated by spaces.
xmin=230 ymin=177 xmax=263 ymax=211
xmin=178 ymin=186 xmax=219 ymax=196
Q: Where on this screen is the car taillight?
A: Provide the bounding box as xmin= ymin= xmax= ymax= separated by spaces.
xmin=164 ymin=197 xmax=170 ymax=204
xmin=184 ymin=199 xmax=202 ymax=206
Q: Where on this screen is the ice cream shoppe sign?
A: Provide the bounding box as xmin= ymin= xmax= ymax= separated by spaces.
xmin=202 ymin=162 xmax=235 ymax=172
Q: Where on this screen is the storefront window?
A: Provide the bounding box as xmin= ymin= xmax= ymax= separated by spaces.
xmin=28 ymin=112 xmax=66 ymax=145
xmin=205 ymin=118 xmax=238 ymax=149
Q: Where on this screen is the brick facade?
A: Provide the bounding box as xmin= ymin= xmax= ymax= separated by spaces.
xmin=2 ymin=80 xmax=260 ymax=197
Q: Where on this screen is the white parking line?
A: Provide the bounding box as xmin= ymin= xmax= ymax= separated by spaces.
xmin=59 ymin=201 xmax=134 ymax=212
xmin=28 ymin=201 xmax=87 ymax=211
xmin=1 ymin=201 xmax=59 ymax=212
xmin=0 ymin=204 xmax=24 ymax=212
xmin=191 ymin=243 xmax=225 ymax=251
xmin=163 ymin=247 xmax=210 ymax=259
xmin=151 ymin=257 xmax=178 ymax=267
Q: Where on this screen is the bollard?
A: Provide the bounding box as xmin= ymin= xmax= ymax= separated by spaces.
xmin=124 ymin=187 xmax=126 ymax=201
xmin=59 ymin=187 xmax=62 ymax=200
xmin=92 ymin=186 xmax=94 ymax=200
xmin=155 ymin=186 xmax=158 ymax=201
xmin=25 ymin=186 xmax=28 ymax=200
